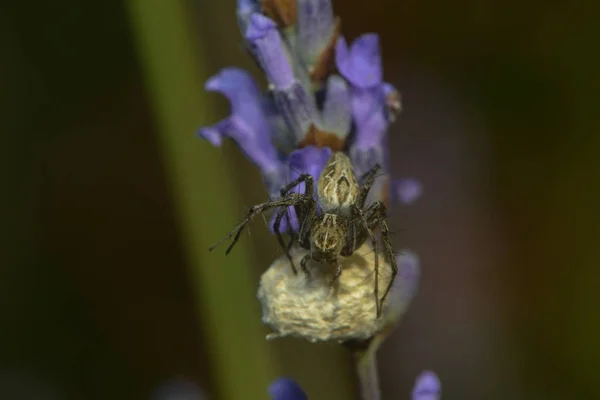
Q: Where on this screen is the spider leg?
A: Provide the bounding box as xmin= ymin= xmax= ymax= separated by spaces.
xmin=366 ymin=201 xmax=397 ymax=315
xmin=330 ymin=261 xmax=343 ymax=287
xmin=274 ymin=207 xmax=298 ymax=275
xmin=209 ymin=193 xmax=305 ymax=254
xmin=300 ymin=253 xmax=311 ymax=276
xmin=350 ymin=204 xmax=381 ymax=317
xmin=281 ymin=173 xmax=315 ymax=231
xmin=280 ymin=173 xmax=314 ymax=197
xmin=357 ymin=163 xmax=382 ymax=209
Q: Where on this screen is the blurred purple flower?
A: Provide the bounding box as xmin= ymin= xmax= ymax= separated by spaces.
xmin=335 ymin=34 xmax=382 ymax=89
xmin=412 ymin=371 xmax=442 ymax=400
xmin=392 ymin=178 xmax=423 ymax=205
xmin=246 ymin=13 xmax=295 ymax=89
xmin=296 ymin=0 xmax=336 ymax=69
xmin=197 ymin=67 xmax=281 ymax=174
xmin=268 ymin=378 xmax=308 ymax=400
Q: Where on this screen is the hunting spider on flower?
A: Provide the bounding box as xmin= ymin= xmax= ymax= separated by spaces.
xmin=210 ymin=152 xmax=397 ymax=317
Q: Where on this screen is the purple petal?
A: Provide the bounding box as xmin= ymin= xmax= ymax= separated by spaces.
xmin=198 ymin=68 xmax=280 ymax=173
xmin=236 ymin=0 xmax=260 ymax=33
xmin=412 ymin=371 xmax=441 ymax=400
xmin=269 ymin=378 xmax=308 ymax=400
xmin=335 ymin=34 xmax=382 ymax=89
xmin=197 ymin=121 xmax=226 ymax=147
xmin=288 ymin=146 xmax=332 ymax=187
xmin=296 ymin=0 xmax=335 ymax=67
xmin=350 ymin=86 xmax=389 ymax=149
xmin=349 ymin=145 xmax=385 ymax=179
xmin=396 ymin=250 xmax=420 ymax=303
xmin=319 ymin=74 xmax=352 ymax=139
xmin=392 ymin=178 xmax=423 ymax=205
xmin=246 ymin=13 xmax=295 ymax=89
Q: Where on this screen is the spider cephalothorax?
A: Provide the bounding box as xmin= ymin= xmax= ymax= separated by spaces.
xmin=210 ymin=152 xmax=397 ymax=317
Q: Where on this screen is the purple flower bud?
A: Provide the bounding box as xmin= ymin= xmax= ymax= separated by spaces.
xmin=246 ymin=13 xmax=295 ymax=89
xmin=412 ymin=371 xmax=441 ymax=400
xmin=296 ymin=0 xmax=336 ymax=67
xmin=198 ymin=67 xmax=281 ymax=173
xmin=269 ymin=378 xmax=308 ymax=400
xmin=318 ymin=74 xmax=352 ymax=140
xmin=335 ymin=34 xmax=383 ymax=89
xmin=396 ymin=250 xmax=420 ymax=303
xmin=392 ymin=178 xmax=423 ymax=205
xmin=350 ymin=86 xmax=389 ymax=149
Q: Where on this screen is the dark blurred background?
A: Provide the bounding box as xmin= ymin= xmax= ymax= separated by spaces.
xmin=2 ymin=1 xmax=599 ymax=399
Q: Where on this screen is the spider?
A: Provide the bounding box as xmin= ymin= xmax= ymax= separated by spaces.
xmin=209 ymin=152 xmax=397 ymax=317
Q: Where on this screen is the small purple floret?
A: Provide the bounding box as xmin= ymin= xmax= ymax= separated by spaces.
xmin=335 ymin=34 xmax=382 ymax=89
xmin=412 ymin=371 xmax=442 ymax=400
xmin=198 ymin=67 xmax=281 ymax=173
xmin=246 ymin=13 xmax=295 ymax=89
xmin=392 ymin=178 xmax=423 ymax=205
xmin=268 ymin=377 xmax=308 ymax=400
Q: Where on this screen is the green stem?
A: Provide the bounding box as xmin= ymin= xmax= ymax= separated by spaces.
xmin=125 ymin=1 xmax=278 ymax=399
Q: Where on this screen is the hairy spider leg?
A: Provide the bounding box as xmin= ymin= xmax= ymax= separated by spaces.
xmin=300 ymin=253 xmax=311 ymax=275
xmin=330 ymin=262 xmax=343 ymax=287
xmin=365 ymin=201 xmax=397 ymax=316
xmin=356 ymin=163 xmax=383 ymax=210
xmin=208 ymin=193 xmax=307 ymax=254
xmin=275 ymin=173 xmax=316 ymax=273
xmin=273 ymin=207 xmax=298 ymax=275
xmin=350 ymin=204 xmax=382 ymax=317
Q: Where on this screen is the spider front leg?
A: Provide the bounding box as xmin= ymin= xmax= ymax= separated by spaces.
xmin=350 ymin=204 xmax=382 ymax=317
xmin=209 ymin=193 xmax=306 ymax=255
xmin=330 ymin=261 xmax=343 ymax=287
xmin=300 ymin=253 xmax=311 ymax=275
xmin=357 ymin=163 xmax=382 ymax=210
xmin=366 ymin=201 xmax=397 ymax=314
xmin=273 ymin=207 xmax=298 ymax=275
xmin=280 ymin=173 xmax=314 ymax=198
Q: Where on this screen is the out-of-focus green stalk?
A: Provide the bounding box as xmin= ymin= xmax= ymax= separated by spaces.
xmin=126 ymin=1 xmax=278 ymax=399
xmin=355 ymin=350 xmax=381 ymax=400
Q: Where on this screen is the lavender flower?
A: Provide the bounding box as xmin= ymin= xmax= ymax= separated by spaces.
xmin=269 ymin=378 xmax=308 ymax=400
xmin=412 ymin=371 xmax=442 ymax=400
xmin=198 ymin=0 xmax=418 ymax=224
